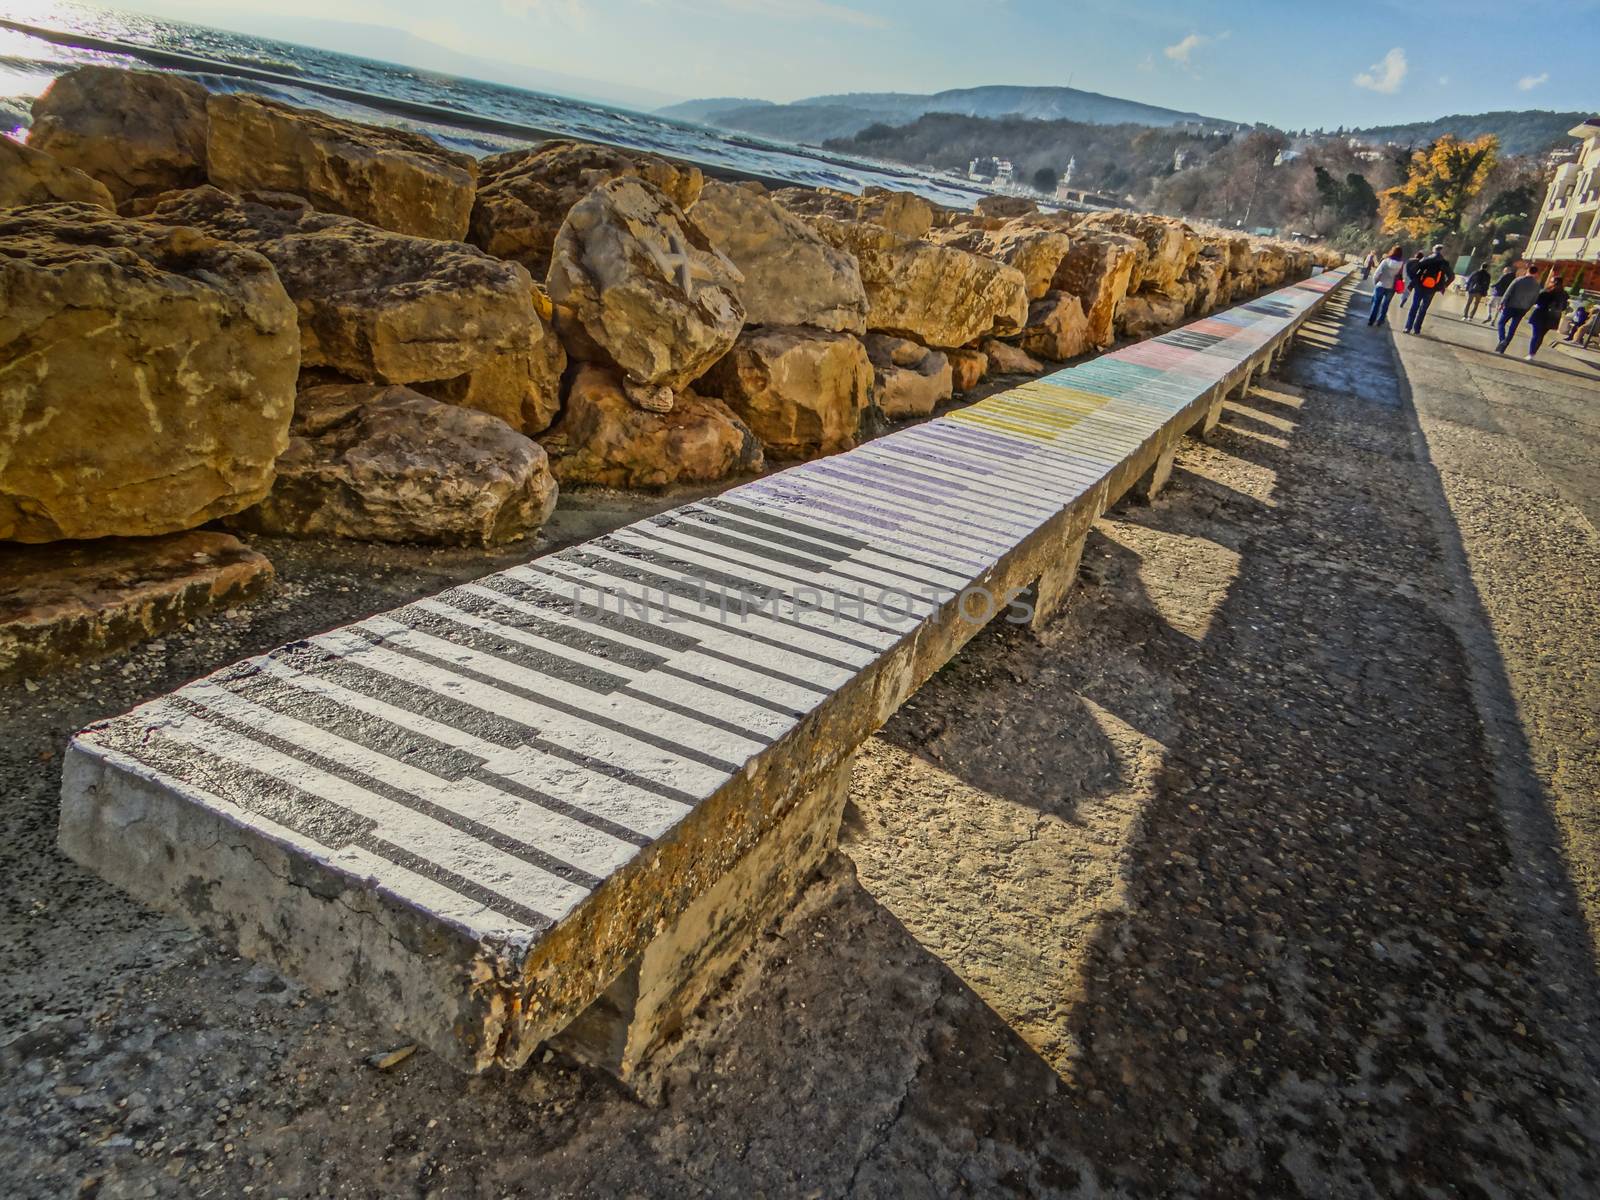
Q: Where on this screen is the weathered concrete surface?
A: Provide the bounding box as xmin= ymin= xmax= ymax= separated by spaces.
xmin=3 ymin=285 xmax=1600 ymax=1197
xmin=554 ymin=757 xmax=851 ymax=1094
xmin=1384 ymin=293 xmax=1600 ymax=967
xmin=0 ymin=532 xmax=272 ymax=680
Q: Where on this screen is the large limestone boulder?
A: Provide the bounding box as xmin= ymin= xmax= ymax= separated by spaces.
xmin=469 ymin=140 xmax=703 ymax=278
xmin=546 ymin=177 xmax=745 ymax=400
xmin=698 ymin=327 xmax=871 ymax=459
xmin=976 ymin=195 xmax=1038 ymax=220
xmin=930 ymin=220 xmax=1072 ymax=301
xmin=1080 ymin=212 xmax=1198 ymax=296
xmin=690 ymin=182 xmax=868 ymax=333
xmin=233 ymin=385 xmax=557 ymax=545
xmin=142 ymin=188 xmax=555 ymax=427
xmin=1115 ymin=291 xmax=1188 ymax=340
xmin=770 ymin=186 xmax=933 ymax=238
xmin=1250 ymin=243 xmax=1290 ymax=289
xmin=1018 ymin=291 xmax=1092 ymax=362
xmin=807 ymin=216 xmax=1028 ymax=349
xmin=205 ymin=94 xmax=477 ymax=240
xmin=1051 ymin=230 xmax=1142 ymax=349
xmin=863 ymin=334 xmax=951 ymax=420
xmin=0 ymin=204 xmax=298 ymax=542
xmin=413 ymin=314 xmax=566 ymax=436
xmin=0 ymin=137 xmax=114 ymax=209
xmin=1184 ymin=251 xmax=1227 ymax=316
xmin=857 ymin=187 xmax=935 ymax=239
xmin=540 ymin=365 xmax=762 ymax=489
xmin=27 ymin=67 xmax=208 ymax=204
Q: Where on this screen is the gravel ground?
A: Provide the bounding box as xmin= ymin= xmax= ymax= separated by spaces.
xmin=2 ymin=290 xmax=1598 ymax=1197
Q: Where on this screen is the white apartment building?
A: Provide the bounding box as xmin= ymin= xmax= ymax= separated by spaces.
xmin=1528 ymin=116 xmax=1600 ymax=291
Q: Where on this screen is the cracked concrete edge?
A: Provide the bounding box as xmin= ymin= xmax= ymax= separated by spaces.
xmin=57 ymin=742 xmax=521 ymax=1071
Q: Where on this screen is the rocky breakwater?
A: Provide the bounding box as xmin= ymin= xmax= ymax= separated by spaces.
xmin=3 ymin=64 xmax=1341 ymax=674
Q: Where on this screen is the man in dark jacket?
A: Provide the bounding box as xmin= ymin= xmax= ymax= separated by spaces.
xmin=1488 ymin=264 xmax=1518 ymax=324
xmin=1496 ymin=266 xmax=1542 ymax=353
xmin=1404 ymin=244 xmax=1455 ymax=334
xmin=1462 ymin=264 xmax=1491 ymax=321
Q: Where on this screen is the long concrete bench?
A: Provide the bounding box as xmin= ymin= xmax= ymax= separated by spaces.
xmin=59 ymin=267 xmax=1351 ymax=1091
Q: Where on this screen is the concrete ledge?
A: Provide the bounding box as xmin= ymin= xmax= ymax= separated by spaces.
xmin=59 ymin=268 xmax=1351 ymax=1082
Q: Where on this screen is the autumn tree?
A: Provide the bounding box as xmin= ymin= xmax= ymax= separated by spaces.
xmin=1380 ymin=134 xmax=1499 ymax=246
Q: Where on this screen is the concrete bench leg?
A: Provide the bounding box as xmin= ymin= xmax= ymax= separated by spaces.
xmin=552 ymin=756 xmax=854 ymax=1100
xmin=1030 ymin=531 xmax=1088 ymax=633
xmin=1134 ymin=443 xmax=1178 ymax=504
xmin=1197 ymin=384 xmax=1226 ymax=440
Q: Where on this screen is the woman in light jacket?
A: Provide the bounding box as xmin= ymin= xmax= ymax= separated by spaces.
xmin=1368 ymin=244 xmax=1405 ymax=327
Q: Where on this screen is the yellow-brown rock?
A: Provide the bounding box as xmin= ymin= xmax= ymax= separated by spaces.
xmin=980 ymin=338 xmax=1046 ymax=376
xmin=1018 ymin=291 xmax=1092 ymax=361
xmin=0 ymin=532 xmax=272 ymax=679
xmin=0 ymin=137 xmax=114 ymax=209
xmin=1079 ymin=211 xmax=1198 ymax=296
xmin=414 ymin=318 xmax=566 ymax=436
xmin=807 ymin=215 xmax=1028 ymax=349
xmin=699 ymin=327 xmax=871 ymax=459
xmin=946 ymin=347 xmax=988 ymax=394
xmin=470 ymin=140 xmax=702 ymax=277
xmin=27 ymin=67 xmax=208 ymax=204
xmin=205 ymin=93 xmax=476 ymax=239
xmin=690 ymin=182 xmax=868 ymax=333
xmin=143 ymin=188 xmax=543 ymax=403
xmin=1051 ymin=229 xmax=1142 ymax=349
xmin=232 ymin=384 xmax=557 ymax=545
xmin=0 ymin=204 xmax=298 ymax=543
xmin=541 ymin=365 xmax=762 ymax=489
xmin=930 ymin=220 xmax=1073 ymax=301
xmin=863 ymin=333 xmax=952 ymax=419
xmin=1115 ymin=290 xmax=1188 ymax=340
xmin=546 ymin=177 xmax=745 ymax=397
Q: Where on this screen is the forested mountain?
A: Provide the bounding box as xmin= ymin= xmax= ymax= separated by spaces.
xmin=1337 ymin=111 xmax=1590 ymax=156
xmin=657 ymin=85 xmax=1237 ymax=144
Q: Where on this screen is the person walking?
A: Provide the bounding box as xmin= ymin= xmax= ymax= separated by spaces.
xmin=1462 ymin=264 xmax=1491 ymax=321
xmin=1361 ymin=250 xmax=1377 ymax=281
xmin=1526 ymin=277 xmax=1570 ymax=360
xmin=1367 ymin=244 xmax=1405 ymax=327
xmin=1404 ymin=244 xmax=1454 ymax=334
xmin=1495 ymin=266 xmax=1542 ymax=353
xmin=1487 ymin=264 xmax=1517 ymax=325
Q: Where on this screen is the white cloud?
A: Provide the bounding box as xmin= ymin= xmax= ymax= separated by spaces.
xmin=1164 ymin=33 xmax=1209 ymax=65
xmin=1518 ymin=72 xmax=1549 ymax=90
xmin=1354 ymin=47 xmax=1408 ymax=94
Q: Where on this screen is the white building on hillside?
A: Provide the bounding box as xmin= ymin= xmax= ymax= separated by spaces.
xmin=1528 ymin=116 xmax=1600 ymax=291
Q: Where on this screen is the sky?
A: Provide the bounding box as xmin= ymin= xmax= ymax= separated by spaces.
xmin=9 ymin=0 xmax=1600 ymax=125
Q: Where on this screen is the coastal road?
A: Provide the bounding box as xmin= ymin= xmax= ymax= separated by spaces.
xmin=1387 ymin=292 xmax=1600 ymax=967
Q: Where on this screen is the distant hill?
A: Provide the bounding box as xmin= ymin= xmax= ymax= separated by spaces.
xmin=1342 ymin=110 xmax=1591 ymax=156
xmin=657 ymin=84 xmax=1241 ymax=145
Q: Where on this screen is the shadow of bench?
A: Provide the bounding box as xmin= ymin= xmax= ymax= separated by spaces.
xmin=58 ymin=267 xmax=1351 ymax=1098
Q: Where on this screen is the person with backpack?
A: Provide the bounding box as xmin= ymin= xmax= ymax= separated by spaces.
xmin=1404 ymin=244 xmax=1455 ymax=334
xmin=1525 ymin=277 xmax=1570 ymax=360
xmin=1462 ymin=264 xmax=1491 ymax=321
xmin=1367 ymin=244 xmax=1406 ymax=327
xmin=1495 ymin=266 xmax=1542 ymax=353
xmin=1487 ymin=264 xmax=1518 ymax=325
